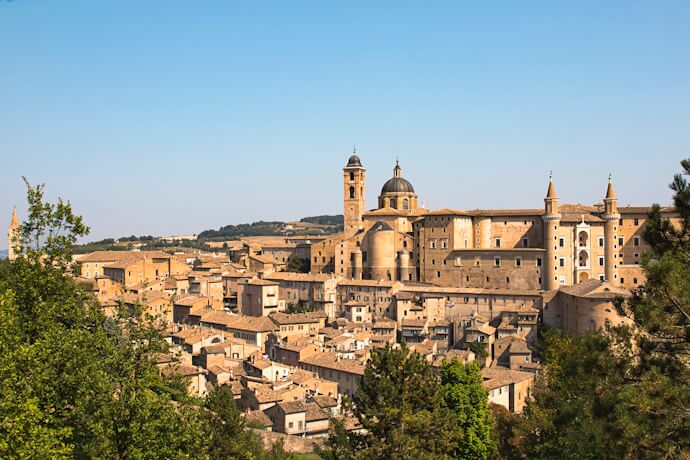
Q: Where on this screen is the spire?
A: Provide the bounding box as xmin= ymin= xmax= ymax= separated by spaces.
xmin=605 ymin=174 xmax=616 ymax=200
xmin=546 ymin=172 xmax=557 ymax=199
xmin=10 ymin=207 xmax=18 ymax=227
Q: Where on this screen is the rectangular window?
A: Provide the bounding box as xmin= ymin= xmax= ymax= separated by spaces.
xmin=536 ymin=257 xmax=542 ymax=267
xmin=522 ymin=238 xmax=529 ymax=247
xmin=633 ymin=237 xmax=640 ymax=246
xmin=599 ymin=257 xmax=605 ymax=266
xmin=455 ymin=256 xmax=462 ymax=266
xmin=559 ymin=237 xmax=565 ymax=247
xmin=495 ymin=238 xmax=501 ymax=248
xmin=559 ymin=258 xmax=565 ymax=267
xmin=515 ymin=257 xmax=521 ymax=267
xmin=634 ymin=218 xmax=639 ymax=226
xmin=619 ymin=237 xmax=624 ymax=246
xmin=494 ymin=257 xmax=501 ymax=267
xmin=430 ymin=240 xmax=436 ymax=249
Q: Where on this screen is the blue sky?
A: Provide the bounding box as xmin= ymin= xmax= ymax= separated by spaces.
xmin=1 ymin=1 xmax=688 ymax=244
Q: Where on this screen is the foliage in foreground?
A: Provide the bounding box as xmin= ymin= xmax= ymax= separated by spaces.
xmin=0 ymin=180 xmax=296 ymax=459
xmin=318 ymin=343 xmax=495 ymax=460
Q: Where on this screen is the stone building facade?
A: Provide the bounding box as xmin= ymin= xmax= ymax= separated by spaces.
xmin=311 ymin=155 xmax=679 ymax=292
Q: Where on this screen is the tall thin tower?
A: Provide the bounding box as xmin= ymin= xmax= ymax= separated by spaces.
xmin=7 ymin=207 xmax=19 ymax=261
xmin=343 ymin=152 xmax=366 ymax=233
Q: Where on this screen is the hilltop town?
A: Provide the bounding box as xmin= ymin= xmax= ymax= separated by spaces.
xmin=4 ymin=155 xmax=681 ymax=447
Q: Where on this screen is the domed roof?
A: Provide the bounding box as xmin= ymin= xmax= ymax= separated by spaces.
xmin=381 ymin=177 xmax=415 ymax=194
xmin=346 ymin=155 xmax=362 ymax=167
xmin=380 ymin=160 xmax=415 ymax=195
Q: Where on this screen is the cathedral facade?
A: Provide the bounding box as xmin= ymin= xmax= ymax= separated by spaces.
xmin=310 ymin=154 xmax=678 ymax=292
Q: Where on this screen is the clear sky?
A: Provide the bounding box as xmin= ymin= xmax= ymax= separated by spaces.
xmin=1 ymin=1 xmax=688 ymax=245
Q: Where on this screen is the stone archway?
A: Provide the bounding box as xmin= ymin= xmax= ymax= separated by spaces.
xmin=579 ymin=271 xmax=589 ymax=282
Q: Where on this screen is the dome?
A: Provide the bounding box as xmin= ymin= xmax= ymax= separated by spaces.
xmin=346 ymin=155 xmax=362 ymax=167
xmin=381 ymin=177 xmax=415 ymax=194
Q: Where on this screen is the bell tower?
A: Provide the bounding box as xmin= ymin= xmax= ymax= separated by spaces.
xmin=343 ymin=151 xmax=366 ymax=233
xmin=7 ymin=207 xmax=19 ymax=262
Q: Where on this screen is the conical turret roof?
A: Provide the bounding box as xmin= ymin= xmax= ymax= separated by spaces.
xmin=605 ymin=175 xmax=616 ymax=200
xmin=546 ymin=176 xmax=557 ymax=199
xmin=10 ymin=207 xmax=19 ymax=227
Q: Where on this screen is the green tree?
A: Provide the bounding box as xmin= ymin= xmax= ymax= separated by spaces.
xmin=321 ymin=343 xmax=457 ymax=459
xmin=0 ymin=180 xmax=208 ymax=458
xmin=286 ymin=256 xmax=310 ymax=273
xmin=0 ymin=179 xmax=324 ymax=458
xmin=502 ymin=330 xmax=634 ymax=459
xmin=489 ymin=403 xmax=521 ymax=460
xmin=439 ymin=360 xmax=495 ymax=459
xmin=612 ymin=158 xmax=690 ymax=457
xmin=205 ymin=385 xmax=264 ymax=460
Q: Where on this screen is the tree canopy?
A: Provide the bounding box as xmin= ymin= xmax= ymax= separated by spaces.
xmin=0 ymin=180 xmax=298 ymax=459
xmin=319 ymin=343 xmax=495 ymax=460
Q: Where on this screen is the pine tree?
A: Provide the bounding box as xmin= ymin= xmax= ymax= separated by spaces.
xmin=205 ymin=385 xmax=265 ymax=460
xmin=351 ymin=343 xmax=455 ymax=459
xmin=613 ymin=158 xmax=690 ymax=457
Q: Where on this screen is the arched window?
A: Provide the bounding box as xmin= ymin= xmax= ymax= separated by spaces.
xmin=403 ymin=198 xmax=409 ymax=210
xmin=578 ymin=231 xmax=588 ymax=247
xmin=349 ymin=186 xmax=355 ymax=199
xmin=390 ymin=198 xmax=397 ymax=209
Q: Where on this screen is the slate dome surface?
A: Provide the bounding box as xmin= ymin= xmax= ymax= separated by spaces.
xmin=346 ymin=155 xmax=362 ymax=167
xmin=381 ymin=177 xmax=415 ymax=194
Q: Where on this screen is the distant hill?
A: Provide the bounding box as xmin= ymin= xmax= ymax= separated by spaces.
xmin=0 ymin=249 xmax=7 ymax=260
xmin=197 ymin=215 xmax=343 ymax=240
xmin=72 ymin=215 xmax=345 ymax=253
xmin=300 ymin=215 xmax=343 ymax=226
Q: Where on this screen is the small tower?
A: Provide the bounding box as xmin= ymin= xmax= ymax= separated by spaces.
xmin=543 ymin=174 xmax=561 ymax=291
xmin=343 ymin=152 xmax=366 ymax=233
xmin=603 ymin=175 xmax=620 ymax=283
xmin=7 ymin=207 xmax=19 ymax=262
